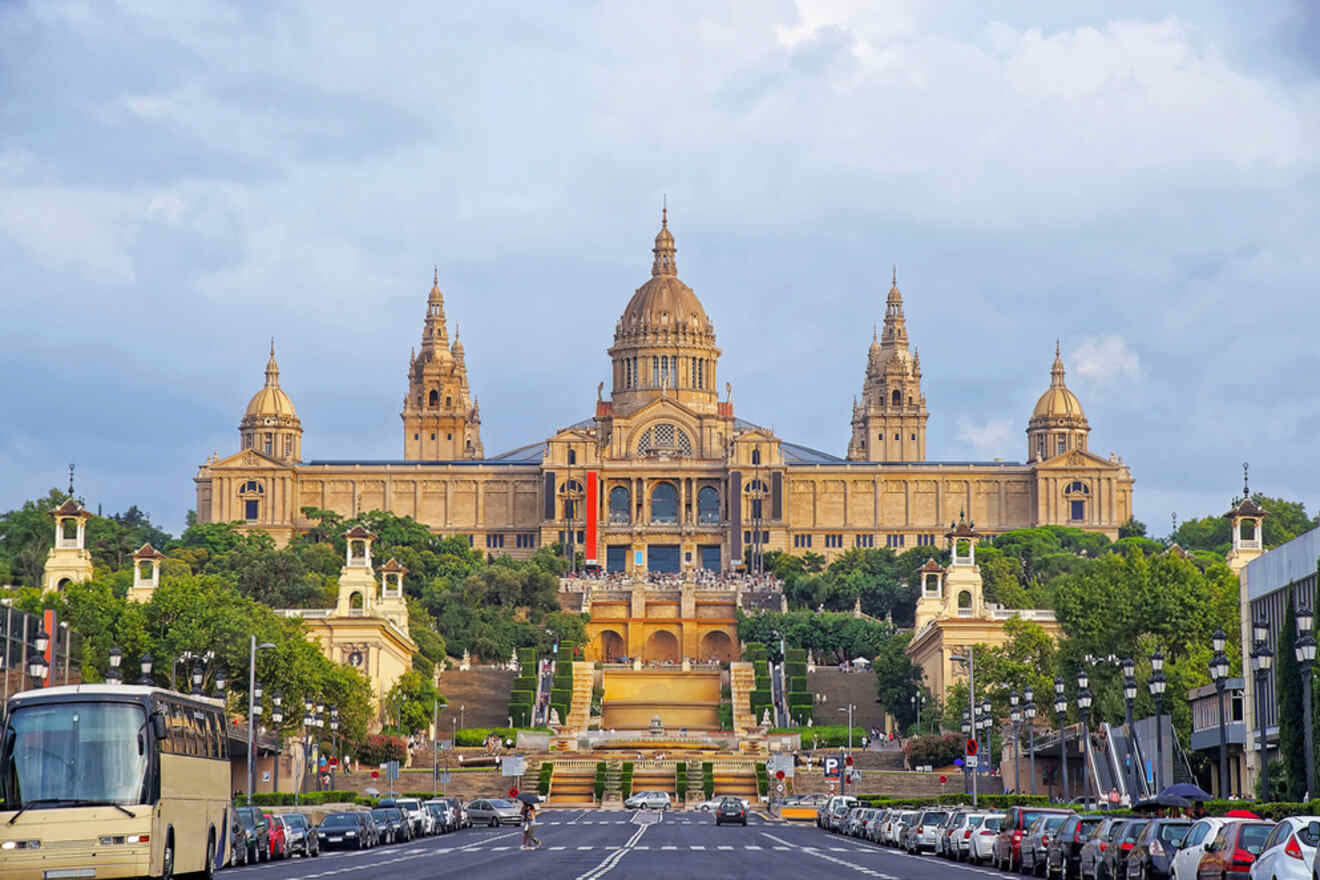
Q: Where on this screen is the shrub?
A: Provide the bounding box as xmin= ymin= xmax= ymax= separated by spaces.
xmin=787 ymin=692 xmax=812 ymax=708
xmin=753 ymin=659 xmax=769 ymax=678
xmin=538 ymin=762 xmax=554 ymax=796
xmin=720 ymin=682 xmax=732 ymax=700
xmin=755 ymin=762 xmax=768 ymax=797
xmin=620 ymin=762 xmax=634 ymax=798
xmin=550 ymin=688 xmax=572 ymax=705
xmin=701 ymin=761 xmax=714 ymax=799
xmin=517 ymin=647 xmax=536 ymax=667
xmin=675 ymin=763 xmax=688 ymax=801
xmin=775 ymin=725 xmax=857 ymax=747
xmin=551 ymin=703 xmax=569 ymax=724
xmin=749 ymin=689 xmax=772 ymax=718
xmin=510 ymin=689 xmax=534 ymax=705
xmin=358 ymin=734 xmax=407 ymax=765
xmin=785 ymin=648 xmax=807 ymax=663
xmin=553 ymin=673 xmax=573 ymax=691
xmin=745 ymin=642 xmax=768 ymax=662
xmin=508 ymin=705 xmax=531 ymax=727
xmin=784 ymin=661 xmax=807 ymax=679
xmin=718 ymin=703 xmax=733 ymax=731
xmin=904 ymin=732 xmax=965 ymax=768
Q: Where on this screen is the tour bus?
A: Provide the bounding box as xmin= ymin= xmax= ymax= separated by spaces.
xmin=1 ymin=683 xmax=232 ymax=880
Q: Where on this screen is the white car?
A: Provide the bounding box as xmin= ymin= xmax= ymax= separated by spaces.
xmin=394 ymin=797 xmax=432 ymax=836
xmin=1170 ymin=817 xmax=1229 ymax=880
xmin=695 ymin=796 xmax=750 ymax=812
xmin=1249 ymin=816 xmax=1320 ymax=880
xmin=624 ymin=790 xmax=671 ymax=810
xmin=969 ymin=814 xmax=1002 ymax=865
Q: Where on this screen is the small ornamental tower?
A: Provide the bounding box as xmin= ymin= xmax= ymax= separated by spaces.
xmin=913 ymin=558 xmax=948 ymax=631
xmin=42 ymin=498 xmax=94 ymax=593
xmin=378 ymin=558 xmax=410 ymax=635
xmin=127 ymin=542 xmax=166 ymax=603
xmin=1225 ymin=464 xmax=1267 ymax=575
xmin=335 ymin=525 xmax=378 ymax=618
xmin=942 ymin=513 xmax=985 ymax=621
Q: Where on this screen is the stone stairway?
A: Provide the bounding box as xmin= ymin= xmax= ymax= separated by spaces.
xmin=546 ymin=761 xmax=596 ymax=805
xmin=630 ymin=765 xmax=676 ymax=798
xmin=729 ymin=662 xmax=757 ymax=732
xmin=564 ymin=661 xmax=594 ymax=730
xmin=435 ymin=668 xmax=517 ymax=729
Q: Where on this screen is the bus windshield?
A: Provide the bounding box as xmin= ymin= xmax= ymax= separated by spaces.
xmin=2 ymin=701 xmax=149 ymax=809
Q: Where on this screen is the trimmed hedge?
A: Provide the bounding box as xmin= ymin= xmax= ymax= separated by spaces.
xmin=753 ymin=659 xmax=769 ymax=677
xmin=787 ymin=692 xmax=812 ymax=708
xmin=620 ymin=762 xmax=634 ymax=798
xmin=538 ymin=762 xmax=554 ymax=795
xmin=235 ymin=790 xmax=357 ymax=807
xmin=720 ymin=682 xmax=732 ymax=700
xmin=785 ymin=661 xmax=807 ymax=679
xmin=594 ymin=762 xmax=607 ymax=801
xmin=789 ymin=676 xmax=807 ymax=693
xmin=785 ymin=648 xmax=807 ymax=663
xmin=774 ymin=725 xmax=856 ymax=747
xmin=510 ymin=689 xmax=534 ymax=705
xmin=509 ymin=705 xmax=531 ymax=727
xmin=745 ymin=642 xmax=768 ymax=662
xmin=755 ymin=762 xmax=768 ymax=798
xmin=517 ymin=647 xmax=536 ymax=667
xmin=718 ymin=702 xmax=733 ymax=731
xmin=676 ymin=763 xmax=688 ymax=801
xmin=702 ymin=761 xmax=715 ymax=800
xmin=455 ymin=726 xmax=553 ymax=747
xmin=749 ymin=688 xmax=772 ymax=719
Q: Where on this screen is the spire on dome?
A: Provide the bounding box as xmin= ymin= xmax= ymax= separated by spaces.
xmin=1051 ymin=341 xmax=1067 ymax=388
xmin=265 ymin=338 xmax=280 ymax=386
xmin=651 ymin=203 xmax=677 ymax=277
xmin=881 ymin=267 xmax=908 ymax=348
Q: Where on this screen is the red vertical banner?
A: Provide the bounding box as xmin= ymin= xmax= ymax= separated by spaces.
xmin=43 ymin=608 xmax=56 ymax=686
xmin=584 ymin=471 xmax=598 ymax=567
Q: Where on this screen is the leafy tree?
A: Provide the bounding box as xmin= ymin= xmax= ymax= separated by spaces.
xmin=385 ymin=670 xmax=443 ymax=735
xmin=1275 ymin=600 xmax=1307 ymax=801
xmin=872 ymin=631 xmax=923 ymax=727
xmin=1119 ymin=517 xmax=1147 ymax=539
xmin=0 ymin=489 xmax=66 ymax=586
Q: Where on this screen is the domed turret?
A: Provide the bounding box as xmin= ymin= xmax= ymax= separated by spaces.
xmin=607 ymin=207 xmax=722 ymax=415
xmin=240 ymin=340 xmax=303 ymax=460
xmin=1027 ymin=342 xmax=1089 ymax=461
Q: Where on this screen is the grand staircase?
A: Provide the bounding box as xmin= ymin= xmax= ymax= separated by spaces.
xmin=564 ymin=661 xmax=594 ymax=729
xmin=729 ymin=662 xmax=757 ymax=732
xmin=546 ymin=760 xmax=597 ymax=806
xmin=435 ymin=668 xmax=516 ymax=728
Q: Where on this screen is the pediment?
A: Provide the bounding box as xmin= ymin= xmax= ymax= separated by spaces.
xmin=208 ymin=449 xmax=295 ymax=471
xmin=1034 ymin=449 xmax=1116 ymax=470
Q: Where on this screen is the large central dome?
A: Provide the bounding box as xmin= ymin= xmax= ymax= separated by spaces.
xmin=616 ymin=210 xmax=714 ymax=339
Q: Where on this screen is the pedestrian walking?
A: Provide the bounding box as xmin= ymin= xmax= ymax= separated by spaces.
xmin=521 ymin=801 xmax=542 ymax=850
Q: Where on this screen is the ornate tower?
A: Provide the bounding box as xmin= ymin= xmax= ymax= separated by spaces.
xmin=42 ymin=498 xmax=94 ymax=593
xmin=1026 ymin=342 xmax=1090 ymax=462
xmin=1225 ymin=465 xmax=1267 ymax=575
xmin=127 ymin=542 xmax=166 ymax=603
xmin=846 ymin=269 xmax=928 ymax=461
xmin=607 ymin=209 xmax=722 ymax=416
xmin=401 ymin=271 xmax=483 ymax=459
xmin=240 ymin=341 xmax=303 ymax=461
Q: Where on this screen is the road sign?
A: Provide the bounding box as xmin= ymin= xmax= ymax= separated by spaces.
xmin=845 ymin=755 xmax=854 ymax=767
xmin=827 ymin=782 xmax=836 ymax=793
xmin=966 ymin=739 xmax=978 ymax=756
xmin=438 ymin=739 xmax=453 ymax=751
xmin=502 ymin=755 xmax=526 ymax=777
xmin=776 ymin=783 xmax=784 ymax=793
xmin=775 ymin=770 xmax=785 ymax=781
xmin=939 ymin=775 xmax=948 ymax=784
xmin=371 ymin=770 xmax=379 ymax=779
xmin=967 ymin=755 xmax=979 ymax=768
xmin=768 ymin=755 xmax=795 ymax=778
xmin=440 ymin=773 xmax=451 ymax=785
xmin=508 ymin=787 xmax=519 ymax=798
xmin=385 ymin=760 xmax=400 ymax=780
xmin=823 ymin=756 xmax=840 ymax=779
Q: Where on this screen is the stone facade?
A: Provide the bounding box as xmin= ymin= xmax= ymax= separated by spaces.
xmin=194 ymin=213 xmax=1135 ymax=570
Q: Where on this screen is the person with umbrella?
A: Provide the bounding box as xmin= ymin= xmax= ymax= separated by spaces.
xmin=519 ymin=793 xmax=542 ymax=850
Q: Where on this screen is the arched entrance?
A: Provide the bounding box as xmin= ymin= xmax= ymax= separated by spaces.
xmin=642 ymin=630 xmax=679 ymax=663
xmin=598 ymin=629 xmax=625 ymax=663
xmin=700 ymin=630 xmax=734 ymax=663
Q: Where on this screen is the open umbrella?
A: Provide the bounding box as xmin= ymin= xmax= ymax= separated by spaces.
xmin=1225 ymin=808 xmax=1260 ymax=818
xmin=363 ymin=786 xmax=380 ymax=796
xmin=516 ymin=792 xmax=543 ymax=805
xmin=1158 ymin=783 xmax=1212 ymax=801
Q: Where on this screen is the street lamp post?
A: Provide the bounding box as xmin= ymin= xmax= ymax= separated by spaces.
xmin=269 ymin=693 xmax=284 ymax=796
xmin=1024 ymin=687 xmax=1037 ymax=797
xmin=911 ymin=692 xmax=925 ymax=735
xmin=330 ymin=708 xmax=340 ymax=790
xmin=1209 ymin=633 xmax=1230 ymax=798
xmin=1010 ymin=690 xmax=1021 ymax=795
xmin=1054 ymin=677 xmax=1069 ymax=803
xmin=838 ymin=703 xmax=856 ymax=749
xmin=1250 ymin=616 xmax=1274 ymax=802
xmin=1149 ymin=650 xmax=1167 ymax=793
xmin=1077 ymin=673 xmax=1093 ymax=804
xmin=245 ymin=634 xmax=276 ymax=802
xmin=26 ymin=626 xmax=50 ymax=689
xmin=961 ymin=711 xmax=972 ymax=795
xmin=1122 ymin=658 xmax=1139 ymax=798
xmin=106 ymin=645 xmax=123 ymax=685
xmin=1296 ymin=611 xmax=1317 ymax=799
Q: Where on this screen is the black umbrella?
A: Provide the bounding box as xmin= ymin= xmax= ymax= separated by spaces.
xmin=1158 ymin=783 xmax=1211 ymax=801
xmin=516 ymin=792 xmax=542 ymax=805
xmin=1133 ymin=793 xmax=1191 ymax=812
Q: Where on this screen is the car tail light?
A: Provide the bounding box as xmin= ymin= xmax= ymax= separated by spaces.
xmin=1074 ymin=831 xmax=1083 ymax=843
xmin=1014 ymin=831 xmax=1022 ymax=841
xmin=1042 ymin=836 xmax=1050 ymax=845
xmin=964 ymin=830 xmax=972 ymax=839
xmin=1229 ymin=847 xmax=1255 ymax=867
xmin=916 ymin=826 xmax=923 ymax=834
xmin=1285 ymin=834 xmax=1304 ymax=860
xmin=1099 ymin=842 xmax=1107 ymax=852
xmin=1120 ymin=842 xmax=1133 ymax=852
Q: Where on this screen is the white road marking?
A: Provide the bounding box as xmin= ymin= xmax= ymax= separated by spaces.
xmin=575 ymin=820 xmax=651 ymax=880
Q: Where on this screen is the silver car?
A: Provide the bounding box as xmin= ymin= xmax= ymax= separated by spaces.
xmin=624 ymin=790 xmax=672 ymax=810
xmin=906 ymin=809 xmax=949 ymax=853
xmin=465 ymin=798 xmax=523 ymax=827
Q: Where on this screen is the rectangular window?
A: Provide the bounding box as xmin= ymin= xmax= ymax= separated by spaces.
xmin=793 ymin=534 xmax=813 ymax=549
xmin=652 ymin=356 xmax=659 ymax=386
xmin=244 ymin=499 xmax=259 ymax=521
xmin=485 ymin=534 xmax=505 ymax=548
xmin=1057 ymin=437 xmax=1067 ymax=455
xmin=264 ymin=433 xmax=273 ymax=455
xmin=823 ymin=534 xmax=843 ymax=548
xmin=1071 ymin=500 xmax=1085 ymax=521
xmin=854 ymin=534 xmax=875 ymax=548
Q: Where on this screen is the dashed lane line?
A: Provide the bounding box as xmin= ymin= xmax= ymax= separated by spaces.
xmin=760 ymin=832 xmax=897 ymax=880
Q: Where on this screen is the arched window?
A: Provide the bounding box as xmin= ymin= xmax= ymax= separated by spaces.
xmin=428 ymin=390 xmax=438 ymax=407
xmin=609 ymin=486 xmax=631 ymax=524
xmin=958 ymin=591 xmax=973 ymax=614
xmin=239 ymin=480 xmax=263 ymax=522
xmin=744 ymin=479 xmax=768 ymax=521
xmin=751 ymin=448 xmax=761 ymax=465
xmin=560 ymin=479 xmax=584 ymax=520
xmin=445 ymin=396 xmax=452 ymax=408
xmin=1065 ymin=480 xmax=1089 ymax=522
xmin=650 ymin=482 xmax=678 ymax=524
xmin=697 ymin=487 xmax=720 ymax=524
xmin=637 ymin=423 xmax=693 ymax=457
xmin=891 ymin=388 xmax=901 ymax=406
xmin=568 ymin=448 xmax=577 ymax=465
xmin=62 ymin=519 xmax=78 ymax=541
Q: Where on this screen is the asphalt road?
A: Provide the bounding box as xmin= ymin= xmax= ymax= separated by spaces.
xmin=222 ymin=810 xmax=1028 ymax=880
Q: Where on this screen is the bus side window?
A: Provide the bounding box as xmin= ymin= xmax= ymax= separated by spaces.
xmin=213 ymin=712 xmax=227 ymax=759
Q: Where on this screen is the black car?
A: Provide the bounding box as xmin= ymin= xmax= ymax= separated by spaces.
xmin=372 ymin=807 xmax=412 ymax=844
xmin=360 ymin=811 xmax=383 ymax=847
xmin=278 ymin=813 xmax=320 ymax=859
xmin=1102 ymin=819 xmax=1151 ymax=880
xmin=1124 ymin=818 xmax=1191 ymax=880
xmin=233 ymin=806 xmax=270 ymax=863
xmin=715 ymin=796 xmax=748 ymax=826
xmin=229 ymin=812 xmax=252 ymax=866
xmin=318 ymin=812 xmax=370 ymax=850
xmin=1046 ymin=814 xmax=1106 ymax=880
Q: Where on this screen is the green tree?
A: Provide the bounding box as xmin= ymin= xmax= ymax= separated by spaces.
xmin=872 ymin=631 xmax=922 ymax=727
xmin=1276 ymin=599 xmax=1306 ymax=800
xmin=1119 ymin=517 xmax=1147 ymax=539
xmin=385 ymin=669 xmax=443 ymax=735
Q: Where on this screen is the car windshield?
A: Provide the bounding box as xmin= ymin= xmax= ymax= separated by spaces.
xmin=1043 ymin=817 xmax=1066 ymax=831
xmin=1239 ymin=824 xmax=1272 ymax=853
xmin=983 ymin=817 xmax=1002 ymax=831
xmin=968 ymin=816 xmax=985 ymax=828
xmin=488 ymin=799 xmax=514 ymax=809
xmin=1078 ymin=818 xmax=1103 ymax=834
xmin=1 ymin=701 xmax=150 ymax=809
xmin=1122 ymin=822 xmax=1149 ymax=842
xmin=1157 ymin=822 xmax=1191 ymax=845
xmin=321 ymin=814 xmax=357 ymax=828
xmin=371 ymin=808 xmax=396 ymax=819
xmin=921 ymin=811 xmax=948 ymax=824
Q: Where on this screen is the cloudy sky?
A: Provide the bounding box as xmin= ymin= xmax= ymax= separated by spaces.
xmin=3 ymin=0 xmax=1317 ymax=537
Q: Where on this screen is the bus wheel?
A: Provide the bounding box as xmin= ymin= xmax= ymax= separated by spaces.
xmin=160 ymin=832 xmax=175 ymax=880
xmin=202 ymin=830 xmax=216 ymax=880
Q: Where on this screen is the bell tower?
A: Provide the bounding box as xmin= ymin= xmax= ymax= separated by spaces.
xmin=847 ymin=269 xmax=928 ymax=461
xmin=42 ymin=498 xmax=94 ymax=594
xmin=401 ymin=271 xmax=484 ymax=459
xmin=1225 ymin=464 xmax=1267 ymax=575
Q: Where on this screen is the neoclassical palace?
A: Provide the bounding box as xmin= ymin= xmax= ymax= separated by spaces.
xmin=195 ymin=212 xmax=1134 ymax=570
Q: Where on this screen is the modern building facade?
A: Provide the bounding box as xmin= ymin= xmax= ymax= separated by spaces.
xmin=194 ymin=213 xmax=1135 ymax=571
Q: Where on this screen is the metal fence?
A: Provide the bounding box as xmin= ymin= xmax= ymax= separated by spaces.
xmin=1 ymin=604 xmax=84 ymax=710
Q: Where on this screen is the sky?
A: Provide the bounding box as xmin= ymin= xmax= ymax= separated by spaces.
xmin=2 ymin=0 xmax=1318 ymax=538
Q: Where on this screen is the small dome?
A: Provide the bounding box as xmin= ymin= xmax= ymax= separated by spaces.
xmin=616 ymin=210 xmax=714 ymax=337
xmin=242 ymin=342 xmax=301 ymax=425
xmin=1029 ymin=344 xmax=1087 ymax=425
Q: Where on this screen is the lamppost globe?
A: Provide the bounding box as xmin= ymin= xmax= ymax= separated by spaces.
xmin=1298 ymin=635 xmax=1318 ymax=664
xmin=981 ymin=698 xmax=991 ymax=718
xmin=1252 ymin=617 xmax=1269 ymax=648
xmin=108 ymin=645 xmax=123 ymax=669
xmin=34 ymin=627 xmax=50 ymax=654
xmin=1054 ymin=695 xmax=1066 ymax=716
xmin=1010 ymin=689 xmax=1019 ymax=708
xmin=1150 ymin=649 xmax=1164 ymax=674
xmin=1077 ymin=669 xmax=1089 ymax=691
xmin=1257 ymin=644 xmax=1273 ymax=673
xmin=27 ymin=654 xmax=48 ymax=682
xmin=138 ymin=653 xmax=154 ymax=686
xmin=191 ymin=663 xmax=204 ymax=694
xmin=1300 ymin=608 xmax=1316 ymax=637
xmin=1212 ymin=628 xmax=1227 ymax=654
xmin=1054 ymin=677 xmax=1065 ymax=697
xmin=1121 ymin=656 xmax=1135 ymax=681
xmin=1077 ymin=689 xmax=1092 ymax=711
xmin=1123 ymin=677 xmax=1137 ymax=702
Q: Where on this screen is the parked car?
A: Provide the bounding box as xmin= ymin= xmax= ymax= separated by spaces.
xmin=1125 ymin=818 xmax=1192 ymax=880
xmin=889 ymin=810 xmax=921 ymax=847
xmin=274 ymin=813 xmax=319 ymax=859
xmin=905 ymin=809 xmax=949 ymax=854
xmin=1102 ymin=819 xmax=1152 ymax=880
xmin=868 ymin=809 xmax=894 ymax=843
xmin=395 ymin=797 xmax=432 ymax=837
xmin=372 ymin=807 xmax=412 ymax=844
xmin=936 ymin=810 xmax=969 ymax=857
xmin=969 ymin=814 xmax=1003 ymax=865
xmin=233 ymin=806 xmax=270 ymax=864
xmin=822 ymin=796 xmax=859 ymax=832
xmin=1194 ymin=820 xmax=1274 ymax=880
xmin=467 ymin=798 xmax=524 ymax=826
xmin=843 ymin=807 xmax=866 ymax=836
xmin=359 ymin=811 xmax=382 ymax=848
xmin=424 ymin=800 xmax=453 ymax=833
xmin=432 ymin=797 xmax=469 ymax=829
xmin=317 ymin=811 xmax=368 ymax=850
xmin=1021 ymin=813 xmax=1070 ymax=876
xmin=953 ymin=814 xmax=988 ymax=862
xmin=263 ymin=811 xmax=288 ymax=860
xmin=624 ymin=790 xmax=672 ymax=810
xmin=1079 ymin=816 xmax=1129 ymax=880
xmin=229 ymin=812 xmax=253 ymax=866
xmin=1170 ymin=818 xmax=1228 ymax=880
xmin=994 ymin=807 xmax=1075 ymax=873
xmin=1047 ymin=814 xmax=1106 ymax=880
xmin=715 ymin=796 xmax=748 ymax=826
xmin=1248 ymin=816 xmax=1319 ymax=880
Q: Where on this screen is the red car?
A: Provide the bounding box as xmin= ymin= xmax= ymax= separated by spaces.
xmin=264 ymin=811 xmax=289 ymax=860
xmin=993 ymin=806 xmax=1075 ymax=873
xmin=1194 ymin=820 xmax=1274 ymax=880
